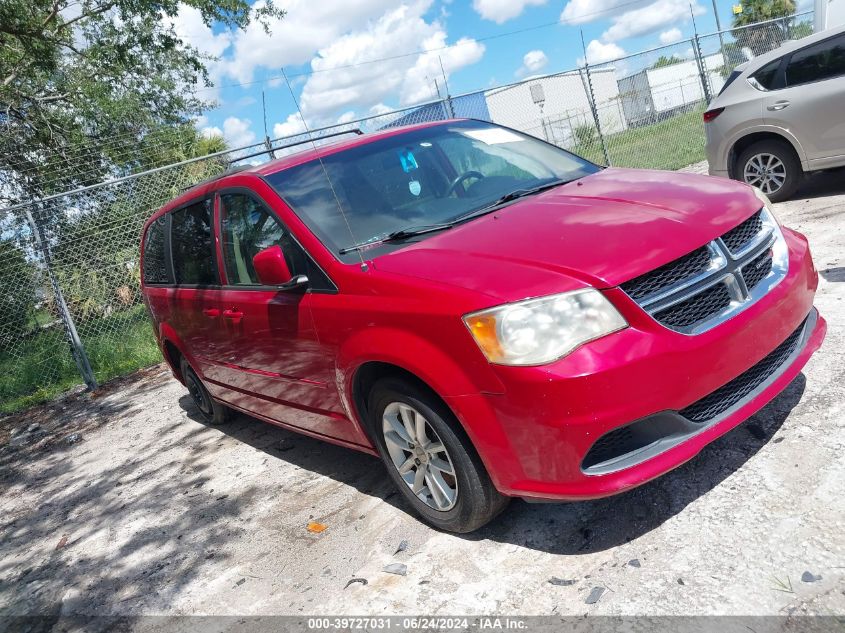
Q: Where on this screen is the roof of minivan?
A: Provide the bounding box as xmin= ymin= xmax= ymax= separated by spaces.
xmin=738 ymin=23 xmax=845 ymax=75
xmin=151 ymin=119 xmax=463 ymax=219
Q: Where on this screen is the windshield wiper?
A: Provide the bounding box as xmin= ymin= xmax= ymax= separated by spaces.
xmin=339 ymin=223 xmax=453 ymax=254
xmin=449 ymin=178 xmax=571 ymax=225
xmin=338 ymin=179 xmax=570 ymax=255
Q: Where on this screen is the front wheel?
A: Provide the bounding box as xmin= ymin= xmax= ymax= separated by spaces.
xmin=369 ymin=378 xmax=509 ymax=533
xmin=735 ymin=139 xmax=802 ymax=202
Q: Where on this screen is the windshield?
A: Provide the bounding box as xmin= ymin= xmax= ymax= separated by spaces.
xmin=265 ymin=120 xmax=600 ymax=262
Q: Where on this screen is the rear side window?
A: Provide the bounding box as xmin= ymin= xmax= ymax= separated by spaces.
xmin=171 ymin=200 xmax=217 ymax=285
xmin=718 ymin=70 xmax=742 ymax=96
xmin=143 ymin=215 xmax=170 ymax=284
xmin=786 ymin=34 xmax=845 ymax=86
xmin=749 ymin=60 xmax=781 ymax=91
xmin=220 ymin=192 xmax=333 ymax=290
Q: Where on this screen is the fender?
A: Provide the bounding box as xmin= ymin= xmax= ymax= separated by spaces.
xmin=157 ymin=322 xmax=195 ymax=384
xmin=335 ymin=326 xmax=512 ymax=474
xmin=728 ymin=125 xmax=809 ymax=172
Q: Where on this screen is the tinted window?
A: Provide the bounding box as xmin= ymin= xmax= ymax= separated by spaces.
xmin=171 ymin=200 xmax=216 ymax=285
xmin=220 ymin=193 xmax=333 ymax=290
xmin=143 ymin=215 xmax=170 ymax=284
xmin=266 ymin=120 xmax=599 ymax=262
xmin=718 ymin=70 xmax=742 ymax=96
xmin=786 ymin=34 xmax=845 ymax=86
xmin=750 ymin=60 xmax=781 ymax=90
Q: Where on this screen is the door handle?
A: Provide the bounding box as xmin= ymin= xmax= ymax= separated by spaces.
xmin=767 ymin=101 xmax=790 ymax=111
xmin=202 ymin=308 xmax=220 ymax=318
xmin=222 ymin=308 xmax=244 ymax=324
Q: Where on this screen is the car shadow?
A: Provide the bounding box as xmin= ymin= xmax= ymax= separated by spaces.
xmin=177 ymin=395 xmax=407 ymax=514
xmin=820 ymin=267 xmax=845 ymax=283
xmin=181 ymin=373 xmax=806 ymax=555
xmin=793 ymin=167 xmax=845 ymax=200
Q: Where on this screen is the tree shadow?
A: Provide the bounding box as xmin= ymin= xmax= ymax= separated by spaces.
xmin=176 ymin=395 xmax=404 ymax=514
xmin=820 ymin=267 xmax=845 ymax=283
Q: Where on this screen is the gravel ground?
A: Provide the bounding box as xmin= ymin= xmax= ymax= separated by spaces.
xmin=1 ymin=168 xmax=844 ymax=618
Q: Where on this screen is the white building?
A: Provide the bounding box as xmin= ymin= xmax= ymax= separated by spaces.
xmin=484 ymin=68 xmax=627 ymax=149
xmin=617 ymin=53 xmax=726 ymax=127
xmin=816 ymin=0 xmax=845 ymax=29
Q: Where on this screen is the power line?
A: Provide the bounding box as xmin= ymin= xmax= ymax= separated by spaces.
xmin=192 ymin=0 xmax=657 ymax=94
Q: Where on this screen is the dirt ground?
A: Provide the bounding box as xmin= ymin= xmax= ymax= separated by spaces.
xmin=1 ymin=168 xmax=844 ymax=618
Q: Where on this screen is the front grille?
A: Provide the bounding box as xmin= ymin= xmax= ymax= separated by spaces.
xmin=622 ymin=247 xmax=712 ymax=302
xmin=743 ymin=249 xmax=773 ymax=292
xmin=721 ymin=210 xmax=763 ymax=254
xmin=620 ymin=207 xmax=784 ymax=334
xmin=582 ymin=426 xmax=635 ymax=470
xmin=680 ymin=319 xmax=805 ymax=423
xmin=653 ymin=283 xmax=732 ymax=329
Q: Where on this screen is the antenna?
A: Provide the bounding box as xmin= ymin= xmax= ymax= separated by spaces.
xmin=281 ymin=68 xmax=366 ymax=269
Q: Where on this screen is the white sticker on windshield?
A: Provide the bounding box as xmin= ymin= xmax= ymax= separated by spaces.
xmin=409 ymin=180 xmax=421 ymax=196
xmin=462 ymin=128 xmax=523 ymax=145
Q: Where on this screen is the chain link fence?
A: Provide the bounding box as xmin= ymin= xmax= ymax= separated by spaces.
xmin=0 ymin=11 xmax=814 ymax=413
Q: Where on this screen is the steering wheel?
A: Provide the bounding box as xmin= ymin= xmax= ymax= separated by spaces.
xmin=446 ymin=170 xmax=485 ymax=197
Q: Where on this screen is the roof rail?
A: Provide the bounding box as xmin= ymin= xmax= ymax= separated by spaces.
xmin=180 ymin=128 xmax=364 ymax=192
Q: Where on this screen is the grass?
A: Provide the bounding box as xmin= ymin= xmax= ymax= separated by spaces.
xmin=0 ymin=304 xmax=161 ymax=415
xmin=574 ymin=107 xmax=707 ymax=171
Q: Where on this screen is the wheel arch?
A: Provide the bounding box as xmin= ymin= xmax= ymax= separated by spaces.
xmin=728 ymin=129 xmax=806 ymax=178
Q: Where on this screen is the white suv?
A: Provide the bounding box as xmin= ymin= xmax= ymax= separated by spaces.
xmin=705 ymin=26 xmax=845 ymax=201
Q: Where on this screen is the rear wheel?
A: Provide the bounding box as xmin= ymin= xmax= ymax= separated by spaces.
xmin=180 ymin=357 xmax=230 ymax=425
xmin=735 ymin=139 xmax=802 ymax=202
xmin=368 ymin=377 xmax=509 ymax=533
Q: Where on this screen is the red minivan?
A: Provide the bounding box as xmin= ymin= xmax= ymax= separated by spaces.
xmin=141 ymin=119 xmax=825 ymax=532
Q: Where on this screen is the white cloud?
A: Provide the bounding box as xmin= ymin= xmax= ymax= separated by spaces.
xmin=167 ymin=5 xmax=233 ymax=58
xmin=579 ymin=39 xmax=626 ymax=65
xmin=659 ymin=27 xmax=683 ymax=44
xmin=218 ymin=0 xmax=402 ymax=84
xmin=601 ymin=0 xmax=705 ymax=42
xmin=472 ymin=0 xmax=547 ymax=24
xmin=296 ymin=2 xmax=484 ymax=124
xmin=221 ymin=116 xmax=256 ymax=147
xmin=200 ymin=125 xmax=223 ymax=139
xmin=272 ymin=113 xmax=307 ymax=139
xmin=516 ymin=49 xmax=549 ymax=77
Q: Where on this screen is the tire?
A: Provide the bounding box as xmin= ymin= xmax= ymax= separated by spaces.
xmin=180 ymin=357 xmax=231 ymax=425
xmin=368 ymin=377 xmax=509 ymax=533
xmin=735 ymin=139 xmax=802 ymax=203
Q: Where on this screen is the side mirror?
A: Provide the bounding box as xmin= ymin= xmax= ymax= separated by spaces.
xmin=252 ymin=245 xmax=308 ymax=290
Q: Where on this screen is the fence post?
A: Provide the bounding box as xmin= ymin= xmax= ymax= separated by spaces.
xmin=692 ymin=33 xmax=712 ymax=103
xmin=579 ymin=31 xmax=611 ymax=165
xmin=24 ymin=205 xmax=98 ymax=392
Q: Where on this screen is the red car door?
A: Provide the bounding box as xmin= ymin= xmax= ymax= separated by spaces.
xmin=208 ymin=189 xmax=363 ymax=445
xmin=166 ymin=198 xmax=226 ymax=383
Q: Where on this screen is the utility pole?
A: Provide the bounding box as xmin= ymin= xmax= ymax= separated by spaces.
xmin=711 ymin=0 xmax=726 ymax=60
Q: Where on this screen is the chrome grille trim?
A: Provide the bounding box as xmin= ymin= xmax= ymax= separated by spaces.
xmin=621 ymin=207 xmax=788 ymax=335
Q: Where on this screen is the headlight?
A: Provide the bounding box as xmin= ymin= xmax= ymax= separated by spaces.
xmin=462 ymin=289 xmax=627 ymax=366
xmin=753 ymin=187 xmax=781 ymax=225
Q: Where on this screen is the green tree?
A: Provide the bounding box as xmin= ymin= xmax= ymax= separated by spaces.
xmin=651 ymin=55 xmax=684 ymax=69
xmin=732 ymin=0 xmax=796 ymax=55
xmin=0 ymin=240 xmax=37 ymax=346
xmin=0 ymin=0 xmax=283 ymax=205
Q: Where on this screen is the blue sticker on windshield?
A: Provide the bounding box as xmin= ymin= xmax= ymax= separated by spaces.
xmin=398 ymin=149 xmax=418 ymax=173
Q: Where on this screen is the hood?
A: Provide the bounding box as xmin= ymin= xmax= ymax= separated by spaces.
xmin=372 ymin=168 xmax=764 ymax=304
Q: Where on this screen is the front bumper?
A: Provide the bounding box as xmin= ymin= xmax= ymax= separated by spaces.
xmin=446 ymin=228 xmax=825 ymax=500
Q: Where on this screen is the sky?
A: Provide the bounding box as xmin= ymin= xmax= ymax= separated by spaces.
xmin=175 ymin=0 xmax=813 ymax=149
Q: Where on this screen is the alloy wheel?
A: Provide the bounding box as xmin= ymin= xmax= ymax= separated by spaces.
xmin=743 ymin=153 xmax=786 ymax=195
xmin=381 ymin=402 xmax=458 ymax=511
